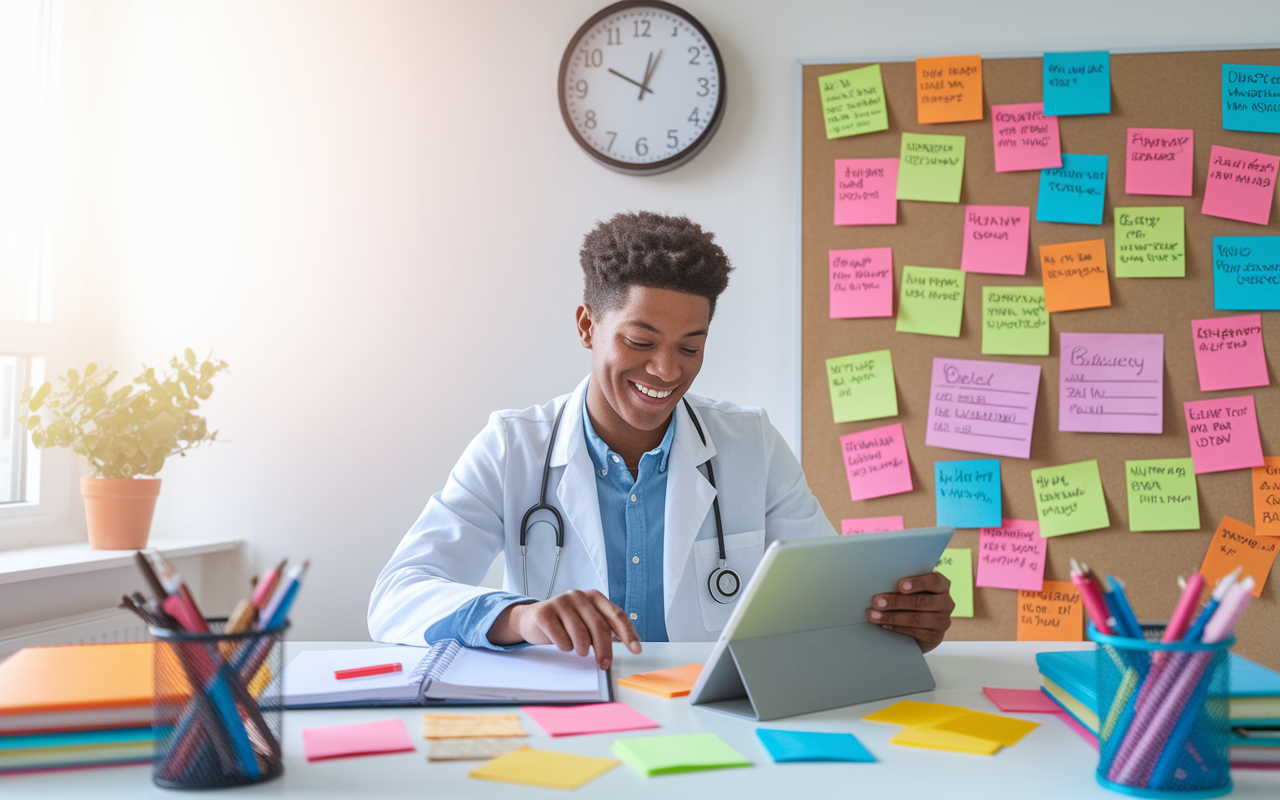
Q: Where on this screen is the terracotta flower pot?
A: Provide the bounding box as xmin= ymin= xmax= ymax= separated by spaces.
xmin=81 ymin=477 xmax=161 ymax=550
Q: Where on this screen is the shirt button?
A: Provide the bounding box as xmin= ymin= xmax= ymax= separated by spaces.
xmin=600 ymin=468 xmax=607 ymax=476
xmin=630 ymin=494 xmax=637 ymax=502
xmin=611 ymin=455 xmax=620 ymax=463
xmin=629 ymin=613 xmax=638 ymax=620
xmin=632 ymin=556 xmax=640 ymax=564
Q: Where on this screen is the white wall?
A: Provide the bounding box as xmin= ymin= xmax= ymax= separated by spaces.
xmin=55 ymin=0 xmax=1274 ymax=639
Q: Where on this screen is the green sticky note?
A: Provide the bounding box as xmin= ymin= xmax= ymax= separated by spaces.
xmin=1126 ymin=458 xmax=1199 ymax=531
xmin=825 ymin=350 xmax=897 ymax=423
xmin=897 ymin=266 xmax=965 ymax=337
xmin=1031 ymin=460 xmax=1111 ymax=537
xmin=613 ymin=733 xmax=751 ymax=776
xmin=1114 ymin=207 xmax=1185 ymax=278
xmin=818 ymin=65 xmax=890 ymax=139
xmin=935 ymin=548 xmax=973 ymax=618
xmin=897 ymin=133 xmax=966 ymax=203
xmin=982 ymin=286 xmax=1049 ymax=355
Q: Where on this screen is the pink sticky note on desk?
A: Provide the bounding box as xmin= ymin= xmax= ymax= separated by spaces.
xmin=925 ymin=357 xmax=1042 ymax=460
xmin=1184 ymin=395 xmax=1265 ymax=474
xmin=841 ymin=423 xmax=913 ymax=502
xmin=522 ymin=702 xmax=658 ymax=737
xmin=1192 ymin=315 xmax=1269 ymax=392
xmin=1053 ymin=712 xmax=1099 ymax=751
xmin=1059 ymin=332 xmax=1164 ymax=435
xmin=983 ymin=687 xmax=1062 ymax=714
xmin=991 ymin=103 xmax=1061 ymax=172
xmin=301 ymin=718 xmax=415 ymax=762
xmin=830 ymin=248 xmax=893 ymax=318
xmin=961 ymin=206 xmax=1030 ymax=275
xmin=1202 ymin=145 xmax=1280 ymax=226
xmin=1125 ymin=128 xmax=1194 ymax=196
xmin=841 ymin=516 xmax=905 ymax=534
xmin=834 ymin=158 xmax=898 ymax=225
xmin=976 ymin=519 xmax=1046 ymax=591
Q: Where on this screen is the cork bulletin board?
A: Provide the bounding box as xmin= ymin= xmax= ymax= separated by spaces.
xmin=799 ymin=49 xmax=1280 ymax=669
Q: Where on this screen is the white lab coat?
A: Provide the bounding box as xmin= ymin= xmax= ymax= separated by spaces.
xmin=368 ymin=376 xmax=836 ymax=645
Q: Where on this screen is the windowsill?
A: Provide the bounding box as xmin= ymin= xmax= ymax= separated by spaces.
xmin=0 ymin=536 xmax=242 ymax=586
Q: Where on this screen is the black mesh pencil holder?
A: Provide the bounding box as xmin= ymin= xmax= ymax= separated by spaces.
xmin=150 ymin=617 xmax=287 ymax=789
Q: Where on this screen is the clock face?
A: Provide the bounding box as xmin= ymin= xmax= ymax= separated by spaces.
xmin=559 ymin=2 xmax=725 ymax=174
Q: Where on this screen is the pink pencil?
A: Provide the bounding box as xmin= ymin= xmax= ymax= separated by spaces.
xmin=1162 ymin=573 xmax=1204 ymax=643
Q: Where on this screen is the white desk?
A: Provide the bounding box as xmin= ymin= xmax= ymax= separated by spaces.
xmin=5 ymin=640 xmax=1278 ymax=798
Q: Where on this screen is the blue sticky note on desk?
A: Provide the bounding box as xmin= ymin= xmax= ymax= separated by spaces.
xmin=935 ymin=459 xmax=1001 ymax=528
xmin=1043 ymin=51 xmax=1110 ymax=116
xmin=756 ymin=729 xmax=876 ymax=763
xmin=1037 ymin=154 xmax=1108 ymax=225
xmin=1212 ymin=236 xmax=1280 ymax=310
xmin=1223 ymin=64 xmax=1280 ymax=134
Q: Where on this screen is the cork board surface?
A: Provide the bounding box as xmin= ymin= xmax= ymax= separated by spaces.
xmin=801 ymin=50 xmax=1280 ymax=669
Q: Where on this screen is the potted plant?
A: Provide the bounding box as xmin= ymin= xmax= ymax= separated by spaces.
xmin=20 ymin=349 xmax=229 ymax=549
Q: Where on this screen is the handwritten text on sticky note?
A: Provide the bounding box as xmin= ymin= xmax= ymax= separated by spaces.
xmin=1212 ymin=237 xmax=1280 ymax=311
xmin=1192 ymin=314 xmax=1269 ymax=392
xmin=992 ymin=103 xmax=1061 ymax=173
xmin=841 ymin=423 xmax=913 ymax=502
xmin=1017 ymin=581 xmax=1084 ymax=641
xmin=897 ymin=133 xmax=966 ymax=203
xmin=1202 ymin=145 xmax=1278 ymax=226
xmin=1126 ymin=458 xmax=1199 ymax=532
xmin=935 ymin=548 xmax=973 ymax=617
xmin=977 ymin=520 xmax=1046 ymax=592
xmin=961 ymin=206 xmax=1030 ymax=275
xmin=819 ymin=65 xmax=889 ymax=139
xmin=834 ymin=159 xmax=899 ymax=226
xmin=1223 ymin=64 xmax=1280 ymax=135
xmin=1200 ymin=516 xmax=1276 ymax=597
xmin=935 ymin=460 xmax=1001 ymax=529
xmin=826 ymin=350 xmax=897 ymax=423
xmin=1031 ymin=460 xmax=1110 ymax=537
xmin=1115 ymin=207 xmax=1185 ymax=278
xmin=983 ymin=287 xmax=1048 ymax=356
xmin=1037 ymin=153 xmax=1108 ymax=225
xmin=926 ymin=357 xmax=1040 ymax=459
xmin=1184 ymin=395 xmax=1265 ymax=474
xmin=1043 ymin=51 xmax=1110 ymax=116
xmin=1040 ymin=239 xmax=1111 ymax=313
xmin=1059 ymin=332 xmax=1164 ymax=435
xmin=830 ymin=248 xmax=893 ymax=318
xmin=897 ymin=266 xmax=965 ymax=337
xmin=916 ymin=55 xmax=983 ymax=124
xmin=1125 ymin=129 xmax=1193 ymax=196
xmin=841 ymin=516 xmax=905 ymax=535
xmin=1251 ymin=458 xmax=1280 ymax=538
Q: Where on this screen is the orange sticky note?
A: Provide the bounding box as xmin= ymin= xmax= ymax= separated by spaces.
xmin=1039 ymin=240 xmax=1111 ymax=313
xmin=1200 ymin=516 xmax=1278 ymax=598
xmin=1016 ymin=580 xmax=1084 ymax=641
xmin=916 ymin=55 xmax=983 ymax=124
xmin=618 ymin=664 xmax=703 ymax=698
xmin=1251 ymin=458 xmax=1280 ymax=538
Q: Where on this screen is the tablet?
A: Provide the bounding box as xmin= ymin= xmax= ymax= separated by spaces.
xmin=688 ymin=527 xmax=954 ymax=721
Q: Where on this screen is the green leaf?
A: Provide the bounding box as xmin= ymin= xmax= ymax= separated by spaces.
xmin=29 ymin=382 xmax=51 ymax=411
xmin=185 ymin=348 xmax=197 ymax=366
xmin=66 ymin=368 xmax=79 ymax=385
xmin=196 ymin=384 xmax=213 ymax=400
xmin=19 ymin=385 xmax=31 ymax=404
xmin=26 ymin=415 xmax=40 ymax=431
xmin=84 ymin=362 xmax=97 ymax=377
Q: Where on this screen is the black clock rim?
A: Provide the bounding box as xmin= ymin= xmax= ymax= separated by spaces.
xmin=557 ymin=0 xmax=727 ymax=176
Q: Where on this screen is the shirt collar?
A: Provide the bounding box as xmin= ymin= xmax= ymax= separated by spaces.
xmin=581 ymin=386 xmax=677 ymax=476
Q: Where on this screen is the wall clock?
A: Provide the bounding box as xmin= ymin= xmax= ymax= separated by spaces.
xmin=558 ymin=1 xmax=726 ymax=175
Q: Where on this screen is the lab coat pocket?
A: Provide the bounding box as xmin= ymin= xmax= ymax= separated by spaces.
xmin=693 ymin=530 xmax=766 ymax=633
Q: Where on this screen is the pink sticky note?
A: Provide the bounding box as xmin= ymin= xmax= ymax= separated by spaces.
xmin=1059 ymin=333 xmax=1164 ymax=435
xmin=976 ymin=519 xmax=1046 ymax=591
xmin=983 ymin=687 xmax=1062 ymax=714
xmin=960 ymin=206 xmax=1030 ymax=275
xmin=841 ymin=423 xmax=913 ymax=502
xmin=991 ymin=103 xmax=1062 ymax=172
xmin=1202 ymin=145 xmax=1280 ymax=226
xmin=522 ymin=702 xmax=658 ymax=737
xmin=301 ymin=718 xmax=415 ymax=762
xmin=841 ymin=516 xmax=906 ymax=534
xmin=834 ymin=158 xmax=899 ymax=225
xmin=830 ymin=248 xmax=893 ymax=318
xmin=1184 ymin=395 xmax=1265 ymax=474
xmin=1125 ymin=128 xmax=1193 ymax=196
xmin=1192 ymin=315 xmax=1269 ymax=392
xmin=925 ymin=358 xmax=1042 ymax=459
xmin=1053 ymin=712 xmax=1099 ymax=750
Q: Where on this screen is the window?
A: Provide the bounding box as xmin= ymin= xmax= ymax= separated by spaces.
xmin=0 ymin=356 xmax=40 ymax=504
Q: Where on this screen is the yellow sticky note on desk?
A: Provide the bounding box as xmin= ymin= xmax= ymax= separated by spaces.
xmin=862 ymin=701 xmax=969 ymax=727
xmin=891 ymin=725 xmax=1002 ymax=755
xmin=422 ymin=713 xmax=526 ymax=739
xmin=932 ymin=711 xmax=1039 ymax=746
xmin=469 ymin=747 xmax=619 ymax=790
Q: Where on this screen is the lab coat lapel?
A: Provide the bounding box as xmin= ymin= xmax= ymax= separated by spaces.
xmin=551 ymin=378 xmax=609 ymax=593
xmin=663 ymin=400 xmax=718 ymax=615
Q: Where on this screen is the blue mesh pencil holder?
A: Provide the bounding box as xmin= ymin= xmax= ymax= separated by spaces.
xmin=1089 ymin=623 xmax=1232 ymax=799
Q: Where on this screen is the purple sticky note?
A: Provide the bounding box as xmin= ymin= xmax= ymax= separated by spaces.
xmin=983 ymin=687 xmax=1062 ymax=714
xmin=961 ymin=206 xmax=1030 ymax=275
xmin=830 ymin=248 xmax=893 ymax=318
xmin=976 ymin=519 xmax=1046 ymax=592
xmin=1125 ymin=128 xmax=1193 ymax=196
xmin=841 ymin=516 xmax=905 ymax=534
xmin=991 ymin=103 xmax=1062 ymax=172
xmin=834 ymin=158 xmax=898 ymax=225
xmin=926 ymin=357 xmax=1042 ymax=460
xmin=1192 ymin=315 xmax=1269 ymax=392
xmin=1184 ymin=395 xmax=1265 ymax=474
xmin=1202 ymin=145 xmax=1280 ymax=226
xmin=522 ymin=702 xmax=658 ymax=737
xmin=1059 ymin=333 xmax=1164 ymax=434
xmin=841 ymin=423 xmax=913 ymax=502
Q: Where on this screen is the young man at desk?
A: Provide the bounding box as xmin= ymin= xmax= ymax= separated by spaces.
xmin=369 ymin=212 xmax=953 ymax=669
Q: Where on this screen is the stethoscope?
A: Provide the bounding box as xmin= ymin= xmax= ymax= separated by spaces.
xmin=520 ymin=397 xmax=741 ymax=605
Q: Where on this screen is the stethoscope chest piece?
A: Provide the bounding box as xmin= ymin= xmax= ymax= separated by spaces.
xmin=708 ymin=560 xmax=741 ymax=604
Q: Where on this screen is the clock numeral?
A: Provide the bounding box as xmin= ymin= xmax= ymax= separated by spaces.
xmin=671 ymin=25 xmax=678 ymax=37
xmin=584 ymin=110 xmax=597 ymax=129
xmin=667 ymin=130 xmax=679 ymax=149
xmin=635 ymin=137 xmax=648 ymax=156
xmin=688 ymin=107 xmax=700 ymax=124
xmin=580 ymin=48 xmax=602 ymax=68
xmin=575 ymin=80 xmax=588 ymax=99
xmin=697 ymin=77 xmax=710 ymax=97
xmin=605 ymin=131 xmax=617 ymax=152
xmin=606 ymin=27 xmax=621 ymax=45
xmin=633 ymin=19 xmax=650 ymax=38
xmin=688 ymin=47 xmax=701 ymax=65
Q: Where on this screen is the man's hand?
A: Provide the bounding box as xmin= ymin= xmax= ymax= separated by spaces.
xmin=487 ymin=590 xmax=641 ymax=670
xmin=866 ymin=571 xmax=954 ymax=653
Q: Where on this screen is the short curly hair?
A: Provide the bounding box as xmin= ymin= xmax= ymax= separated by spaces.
xmin=580 ymin=212 xmax=732 ymax=320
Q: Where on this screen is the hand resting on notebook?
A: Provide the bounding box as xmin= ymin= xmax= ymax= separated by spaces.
xmin=866 ymin=571 xmax=955 ymax=653
xmin=487 ymin=589 xmax=642 ymax=670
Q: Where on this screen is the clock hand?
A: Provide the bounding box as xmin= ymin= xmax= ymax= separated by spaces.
xmin=607 ymin=67 xmax=654 ymax=98
xmin=638 ymin=50 xmax=662 ymax=101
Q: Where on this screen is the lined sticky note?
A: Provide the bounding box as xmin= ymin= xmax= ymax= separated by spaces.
xmin=1031 ymin=460 xmax=1110 ymax=537
xmin=992 ymin=103 xmax=1061 ymax=172
xmin=842 ymin=516 xmax=905 ymax=535
xmin=1017 ymin=581 xmax=1084 ymax=641
xmin=1223 ymin=64 xmax=1280 ymax=134
xmin=840 ymin=423 xmax=913 ymax=502
xmin=1192 ymin=315 xmax=1269 ymax=392
xmin=1040 ymin=239 xmax=1111 ymax=313
xmin=826 ymin=350 xmax=897 ymax=423
xmin=834 ymin=159 xmax=899 ymax=225
xmin=977 ymin=520 xmax=1046 ymax=592
xmin=891 ymin=725 xmax=1001 ymax=755
xmin=618 ymin=664 xmax=702 ymax=698
xmin=897 ymin=266 xmax=965 ymax=337
xmin=926 ymin=357 xmax=1041 ymax=459
xmin=1200 ymin=516 xmax=1277 ymax=598
xmin=1126 ymin=459 xmax=1199 ymax=532
xmin=935 ymin=547 xmax=974 ymax=618
xmin=428 ymin=738 xmax=526 ymax=762
xmin=1114 ymin=207 xmax=1185 ymax=278
xmin=982 ymin=287 xmax=1049 ymax=356
xmin=1037 ymin=154 xmax=1108 ymax=225
xmin=1252 ymin=458 xmax=1280 ymax=538
xmin=933 ymin=711 xmax=1039 ymax=746
xmin=961 ymin=206 xmax=1030 ymax=275
xmin=522 ymin=703 xmax=656 ymax=738
xmin=935 ymin=461 xmax=1001 ymax=529
xmin=897 ymin=133 xmax=966 ymax=203
xmin=864 ymin=701 xmax=969 ymax=727
xmin=830 ymin=248 xmax=893 ymax=318
xmin=1043 ymin=51 xmax=1111 ymax=116
xmin=820 ymin=65 xmax=890 ymax=139
xmin=1184 ymin=395 xmax=1265 ymax=474
xmin=1202 ymin=146 xmax=1279 ymax=226
xmin=756 ymin=729 xmax=876 ymax=763
xmin=469 ymin=746 xmax=620 ymax=790
xmin=1212 ymin=237 xmax=1280 ymax=310
xmin=1125 ymin=129 xmax=1194 ymax=196
xmin=983 ymin=687 xmax=1062 ymax=714
xmin=1058 ymin=332 xmax=1164 ymax=434
xmin=916 ymin=55 xmax=983 ymax=124
xmin=613 ymin=733 xmax=751 ymax=776
xmin=422 ymin=714 xmax=527 ymax=739
xmin=302 ymin=719 xmax=416 ymax=762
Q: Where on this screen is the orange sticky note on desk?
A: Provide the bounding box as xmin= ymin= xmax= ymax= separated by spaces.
xmin=916 ymin=55 xmax=983 ymax=124
xmin=618 ymin=664 xmax=703 ymax=698
xmin=1040 ymin=240 xmax=1111 ymax=313
xmin=1251 ymin=458 xmax=1280 ymax=538
xmin=1016 ymin=581 xmax=1084 ymax=641
xmin=1200 ymin=516 xmax=1277 ymax=597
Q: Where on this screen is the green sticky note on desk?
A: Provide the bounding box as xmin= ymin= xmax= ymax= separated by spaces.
xmin=897 ymin=132 xmax=965 ymax=203
xmin=1114 ymin=207 xmax=1185 ymax=278
xmin=825 ymin=350 xmax=897 ymax=423
xmin=982 ymin=286 xmax=1048 ymax=356
xmin=818 ymin=65 xmax=890 ymax=139
xmin=1126 ymin=458 xmax=1199 ymax=531
xmin=897 ymin=266 xmax=965 ymax=337
xmin=935 ymin=548 xmax=973 ymax=617
xmin=1031 ymin=460 xmax=1110 ymax=537
xmin=613 ymin=733 xmax=751 ymax=776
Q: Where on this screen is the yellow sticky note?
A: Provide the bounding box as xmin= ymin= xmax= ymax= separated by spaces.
xmin=932 ymin=711 xmax=1039 ymax=746
xmin=863 ymin=701 xmax=969 ymax=727
xmin=469 ymin=746 xmax=620 ymax=790
xmin=423 ymin=713 xmax=526 ymax=739
xmin=891 ymin=725 xmax=1002 ymax=755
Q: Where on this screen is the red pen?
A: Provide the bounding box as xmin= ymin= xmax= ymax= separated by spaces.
xmin=335 ymin=662 xmax=402 ymax=681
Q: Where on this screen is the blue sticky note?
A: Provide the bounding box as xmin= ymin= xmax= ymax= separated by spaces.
xmin=935 ymin=459 xmax=1001 ymax=528
xmin=756 ymin=729 xmax=876 ymax=763
xmin=1043 ymin=51 xmax=1111 ymax=116
xmin=1037 ymin=153 xmax=1108 ymax=225
xmin=1223 ymin=64 xmax=1280 ymax=134
xmin=1212 ymin=236 xmax=1280 ymax=310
